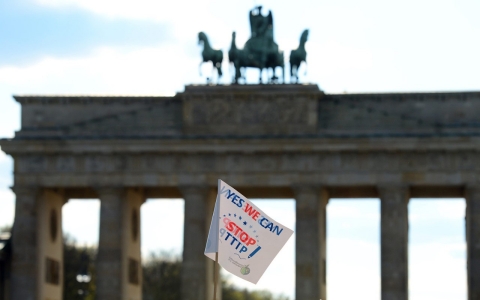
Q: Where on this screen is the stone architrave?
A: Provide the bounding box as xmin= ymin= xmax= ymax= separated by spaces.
xmin=378 ymin=185 xmax=409 ymax=300
xmin=96 ymin=188 xmax=144 ymax=300
xmin=465 ymin=186 xmax=480 ymax=300
xmin=293 ymin=186 xmax=328 ymax=300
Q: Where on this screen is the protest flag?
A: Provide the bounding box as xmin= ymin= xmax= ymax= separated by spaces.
xmin=205 ymin=179 xmax=294 ymax=295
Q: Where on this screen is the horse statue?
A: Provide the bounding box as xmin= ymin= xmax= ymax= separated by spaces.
xmin=228 ymin=32 xmax=245 ymax=82
xmin=289 ymin=29 xmax=309 ymax=83
xmin=228 ymin=6 xmax=285 ymax=84
xmin=198 ymin=32 xmax=223 ymax=84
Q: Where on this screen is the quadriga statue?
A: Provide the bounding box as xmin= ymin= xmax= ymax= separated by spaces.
xmin=197 ymin=7 xmax=308 ymax=85
xmin=228 ymin=6 xmax=284 ymax=84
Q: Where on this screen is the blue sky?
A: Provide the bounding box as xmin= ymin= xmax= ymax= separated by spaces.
xmin=0 ymin=1 xmax=173 ymax=67
xmin=0 ymin=0 xmax=479 ymax=299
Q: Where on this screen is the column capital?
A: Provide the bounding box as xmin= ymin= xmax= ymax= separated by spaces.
xmin=94 ymin=186 xmax=126 ymax=198
xmin=377 ymin=185 xmax=410 ymax=202
xmin=292 ymin=184 xmax=329 ymax=209
xmin=178 ymin=185 xmax=211 ymax=198
xmin=291 ymin=184 xmax=325 ymax=196
xmin=377 ymin=183 xmax=409 ymax=190
xmin=465 ymin=185 xmax=480 ymax=198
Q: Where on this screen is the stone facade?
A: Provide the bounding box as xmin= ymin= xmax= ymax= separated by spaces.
xmin=1 ymin=84 xmax=480 ymax=299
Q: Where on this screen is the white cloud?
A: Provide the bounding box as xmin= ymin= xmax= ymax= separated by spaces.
xmin=0 ymin=45 xmax=204 ymax=96
xmin=435 ymin=200 xmax=466 ymax=220
xmin=0 ymin=152 xmax=10 ymax=164
xmin=409 ymin=199 xmax=466 ymax=221
xmin=25 ymin=0 xmax=480 ymax=92
xmin=141 ymin=199 xmax=184 ymax=257
xmin=62 ymin=198 xmax=187 ymax=252
xmin=0 ymin=189 xmax=15 ymax=228
xmin=410 ymin=242 xmax=467 ymax=300
xmin=0 ymin=92 xmax=20 ymax=138
xmin=62 ymin=199 xmax=100 ymax=246
xmin=33 ymin=0 xmax=231 ymax=44
xmin=327 ymin=199 xmax=380 ymax=219
xmin=35 ymin=0 xmax=212 ymax=23
xmin=328 ymin=238 xmax=380 ymax=300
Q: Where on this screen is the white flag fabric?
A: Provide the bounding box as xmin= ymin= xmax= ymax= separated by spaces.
xmin=205 ymin=180 xmax=294 ymax=284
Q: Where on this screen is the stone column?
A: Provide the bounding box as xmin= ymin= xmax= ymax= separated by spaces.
xmin=204 ymin=188 xmax=221 ymax=300
xmin=10 ymin=186 xmax=39 ymax=300
xmin=10 ymin=187 xmax=65 ymax=300
xmin=293 ymin=186 xmax=328 ymax=300
xmin=96 ymin=188 xmax=144 ymax=300
xmin=180 ymin=186 xmax=217 ymax=300
xmin=378 ymin=186 xmax=409 ymax=300
xmin=122 ymin=188 xmax=144 ymax=300
xmin=465 ymin=186 xmax=480 ymax=300
xmin=36 ymin=189 xmax=65 ymax=300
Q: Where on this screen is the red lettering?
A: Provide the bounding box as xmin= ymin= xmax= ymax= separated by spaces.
xmin=239 ymin=232 xmax=248 ymax=243
xmin=223 ymin=218 xmax=234 ymax=231
xmin=222 ymin=219 xmax=256 ymax=246
xmin=233 ymin=224 xmax=242 ymax=236
xmin=244 ymin=204 xmax=257 ymax=217
xmin=252 ymin=211 xmax=260 ymax=221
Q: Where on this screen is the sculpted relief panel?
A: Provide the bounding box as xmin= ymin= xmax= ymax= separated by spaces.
xmin=188 ymin=97 xmax=312 ymax=125
xmin=182 ymin=92 xmax=318 ymax=135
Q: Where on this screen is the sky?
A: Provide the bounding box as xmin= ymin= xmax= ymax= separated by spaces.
xmin=0 ymin=0 xmax=479 ymax=299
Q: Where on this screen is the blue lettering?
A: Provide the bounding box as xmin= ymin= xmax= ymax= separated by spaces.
xmin=238 ymin=198 xmax=245 ymax=208
xmin=266 ymin=222 xmax=274 ymax=232
xmin=235 ymin=241 xmax=242 ymax=250
xmin=273 ymin=225 xmax=284 ymax=236
xmin=230 ymin=236 xmax=238 ymax=246
xmin=259 ymin=217 xmax=269 ymax=228
xmin=232 ymin=195 xmax=240 ymax=206
xmin=226 ymin=190 xmax=235 ymax=199
xmin=240 ymin=246 xmax=248 ymax=253
xmin=225 ymin=231 xmax=233 ymax=241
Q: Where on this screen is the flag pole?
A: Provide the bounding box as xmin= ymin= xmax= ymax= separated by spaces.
xmin=213 ymin=252 xmax=219 ymax=300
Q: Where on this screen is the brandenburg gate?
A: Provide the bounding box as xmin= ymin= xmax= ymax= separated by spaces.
xmin=1 ymin=84 xmax=479 ymax=300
